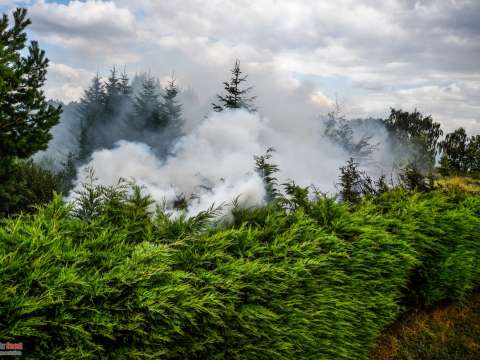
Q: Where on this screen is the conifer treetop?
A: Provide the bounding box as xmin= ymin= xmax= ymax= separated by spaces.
xmin=0 ymin=8 xmax=62 ymax=159
xmin=212 ymin=59 xmax=256 ymax=112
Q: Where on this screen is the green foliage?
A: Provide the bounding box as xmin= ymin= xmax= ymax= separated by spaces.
xmin=439 ymin=127 xmax=480 ymax=176
xmin=134 ymin=73 xmax=164 ymax=130
xmin=254 ymin=147 xmax=280 ymax=202
xmin=0 ymin=8 xmax=62 ymax=160
xmin=338 ymin=157 xmax=363 ymax=204
xmin=52 ymin=152 xmax=78 ymax=195
xmin=336 ymin=158 xmax=388 ymax=204
xmin=0 ymin=159 xmax=62 ymax=216
xmin=0 ymin=180 xmax=478 ymax=359
xmin=77 ymin=69 xmax=184 ymax=162
xmin=77 ymin=74 xmax=106 ymax=162
xmin=398 ymin=163 xmax=434 ymax=192
xmin=384 ymin=108 xmax=443 ymax=170
xmin=212 ymin=59 xmax=256 ymax=112
xmin=161 ymin=76 xmax=183 ymax=133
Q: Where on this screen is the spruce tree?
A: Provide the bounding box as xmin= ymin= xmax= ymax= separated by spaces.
xmin=134 ymin=74 xmax=164 ymax=129
xmin=104 ymin=67 xmax=123 ymax=116
xmin=337 ymin=158 xmax=362 ymax=205
xmin=254 ymin=147 xmax=279 ymax=202
xmin=212 ymin=59 xmax=256 ymax=112
xmin=119 ymin=68 xmax=132 ymax=96
xmin=161 ymin=76 xmax=183 ymax=134
xmin=77 ymin=74 xmax=106 ymax=162
xmin=0 ymin=8 xmax=62 ymax=160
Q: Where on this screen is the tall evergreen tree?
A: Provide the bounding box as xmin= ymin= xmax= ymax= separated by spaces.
xmin=161 ymin=76 xmax=183 ymax=134
xmin=337 ymin=158 xmax=362 ymax=205
xmin=119 ymin=68 xmax=132 ymax=96
xmin=104 ymin=67 xmax=123 ymax=116
xmin=0 ymin=8 xmax=62 ymax=160
xmin=212 ymin=59 xmax=256 ymax=112
xmin=134 ymin=74 xmax=164 ymax=129
xmin=0 ymin=8 xmax=62 ymax=215
xmin=254 ymin=147 xmax=279 ymax=202
xmin=77 ymin=74 xmax=106 ymax=162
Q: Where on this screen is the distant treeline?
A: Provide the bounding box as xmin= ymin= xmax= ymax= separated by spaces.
xmin=1 ymin=7 xmax=479 ymax=217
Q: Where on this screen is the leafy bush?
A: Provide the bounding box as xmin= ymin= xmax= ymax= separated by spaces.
xmin=0 ymin=159 xmax=62 ymax=217
xmin=0 ymin=182 xmax=478 ymax=359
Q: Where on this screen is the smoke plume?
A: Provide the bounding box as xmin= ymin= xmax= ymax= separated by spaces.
xmin=71 ymin=108 xmax=397 ymax=216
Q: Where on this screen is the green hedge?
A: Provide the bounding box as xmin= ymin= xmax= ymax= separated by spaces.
xmin=0 ymin=187 xmax=479 ymax=359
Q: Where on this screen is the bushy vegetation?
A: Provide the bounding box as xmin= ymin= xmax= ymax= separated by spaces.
xmin=0 ymin=159 xmax=62 ymax=216
xmin=0 ymin=180 xmax=478 ymax=359
xmin=439 ymin=127 xmax=480 ymax=176
xmin=1 ymin=7 xmax=479 ymax=359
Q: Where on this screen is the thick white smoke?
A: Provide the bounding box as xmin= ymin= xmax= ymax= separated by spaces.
xmin=71 ymin=109 xmax=396 ymax=216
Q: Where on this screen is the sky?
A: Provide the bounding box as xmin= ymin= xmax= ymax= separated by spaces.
xmin=1 ymin=0 xmax=479 ymax=133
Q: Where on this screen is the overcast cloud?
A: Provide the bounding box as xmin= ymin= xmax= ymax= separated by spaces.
xmin=1 ymin=0 xmax=479 ymax=133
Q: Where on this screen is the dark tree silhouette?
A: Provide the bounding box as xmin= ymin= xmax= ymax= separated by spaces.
xmin=0 ymin=8 xmax=62 ymax=215
xmin=384 ymin=108 xmax=443 ymax=170
xmin=134 ymin=74 xmax=164 ymax=129
xmin=77 ymin=74 xmax=106 ymax=162
xmin=440 ymin=128 xmax=480 ymax=175
xmin=337 ymin=158 xmax=362 ymax=204
xmin=254 ymin=147 xmax=279 ymax=202
xmin=212 ymin=59 xmax=256 ymax=112
xmin=161 ymin=75 xmax=183 ymax=131
xmin=0 ymin=8 xmax=62 ymax=160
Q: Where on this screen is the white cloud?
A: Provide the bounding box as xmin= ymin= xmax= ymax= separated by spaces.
xmin=11 ymin=0 xmax=480 ymax=133
xmin=45 ymin=62 xmax=93 ymax=102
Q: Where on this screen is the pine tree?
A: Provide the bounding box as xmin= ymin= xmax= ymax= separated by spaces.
xmin=0 ymin=8 xmax=62 ymax=215
xmin=134 ymin=74 xmax=164 ymax=129
xmin=104 ymin=67 xmax=122 ymax=115
xmin=119 ymin=68 xmax=132 ymax=96
xmin=77 ymin=74 xmax=106 ymax=162
xmin=337 ymin=158 xmax=362 ymax=205
xmin=254 ymin=147 xmax=279 ymax=202
xmin=0 ymin=8 xmax=62 ymax=160
xmin=161 ymin=76 xmax=183 ymax=134
xmin=212 ymin=59 xmax=256 ymax=112
xmin=58 ymin=152 xmax=77 ymax=193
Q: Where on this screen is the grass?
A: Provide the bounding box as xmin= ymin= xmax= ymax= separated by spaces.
xmin=370 ymin=294 xmax=480 ymax=360
xmin=436 ymin=176 xmax=480 ymax=195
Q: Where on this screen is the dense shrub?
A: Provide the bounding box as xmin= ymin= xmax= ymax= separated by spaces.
xmin=0 ymin=184 xmax=478 ymax=359
xmin=0 ymin=159 xmax=62 ymax=217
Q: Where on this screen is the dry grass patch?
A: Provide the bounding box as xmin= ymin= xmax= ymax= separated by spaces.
xmin=370 ymin=294 xmax=480 ymax=360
